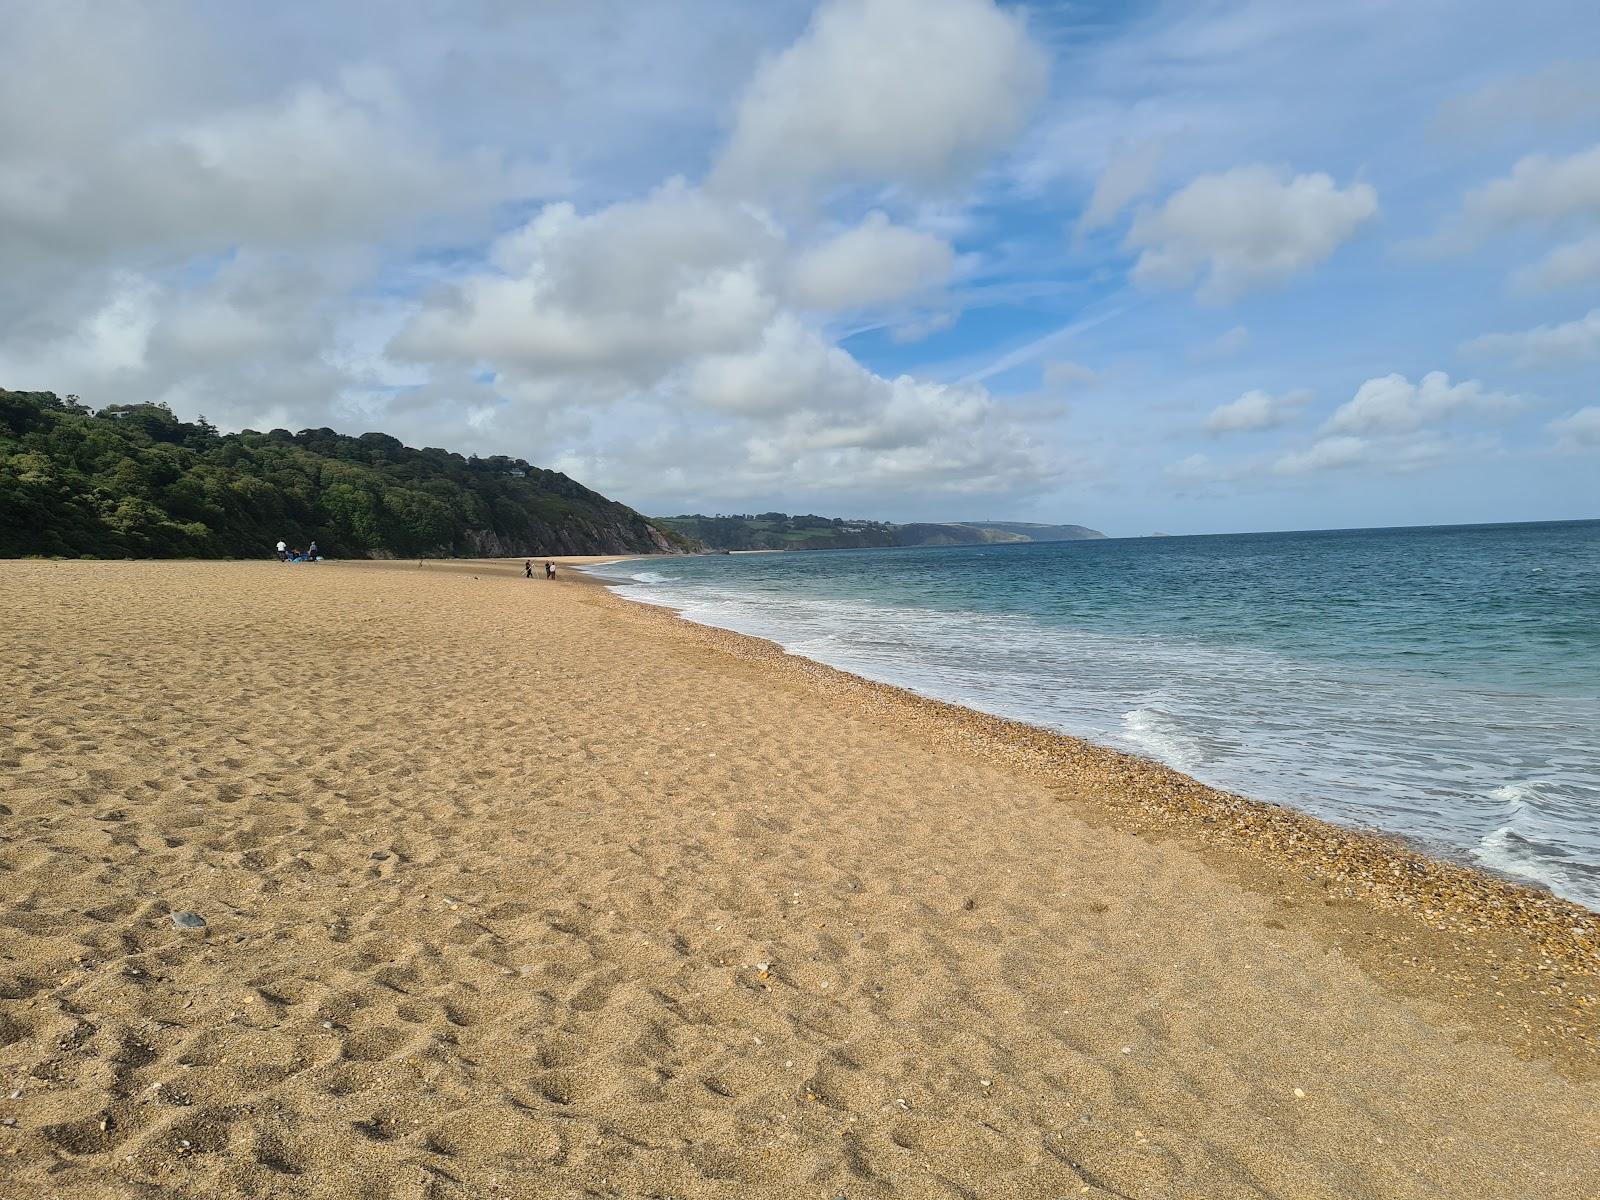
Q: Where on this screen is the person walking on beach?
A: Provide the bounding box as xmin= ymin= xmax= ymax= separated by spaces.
xmin=545 ymin=560 xmax=556 ymax=580
xmin=275 ymin=539 xmax=287 ymax=561
xmin=307 ymin=539 xmax=319 ymax=560
xmin=524 ymin=560 xmax=533 ymax=579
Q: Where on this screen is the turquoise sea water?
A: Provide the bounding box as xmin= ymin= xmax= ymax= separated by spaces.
xmin=588 ymin=521 xmax=1600 ymax=909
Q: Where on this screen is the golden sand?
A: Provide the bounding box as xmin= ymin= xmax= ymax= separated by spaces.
xmin=1 ymin=558 xmax=1596 ymax=1199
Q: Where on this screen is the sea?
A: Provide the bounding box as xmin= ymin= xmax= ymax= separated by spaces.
xmin=585 ymin=521 xmax=1600 ymax=910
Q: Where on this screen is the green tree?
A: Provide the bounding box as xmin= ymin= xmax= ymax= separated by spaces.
xmin=0 ymin=389 xmax=699 ymax=559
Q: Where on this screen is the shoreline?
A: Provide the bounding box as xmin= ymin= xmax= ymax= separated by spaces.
xmin=573 ymin=563 xmax=1600 ymax=1053
xmin=375 ymin=553 xmax=1599 ymax=929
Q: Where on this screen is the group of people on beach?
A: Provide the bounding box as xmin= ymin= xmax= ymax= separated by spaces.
xmin=275 ymin=539 xmax=319 ymax=563
xmin=271 ymin=540 xmax=555 ymax=575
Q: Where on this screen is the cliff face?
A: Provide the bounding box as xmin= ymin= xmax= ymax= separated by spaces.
xmin=0 ymin=390 xmax=698 ymax=559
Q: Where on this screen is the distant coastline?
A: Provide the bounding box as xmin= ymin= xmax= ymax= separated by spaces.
xmin=656 ymin=511 xmax=1106 ymax=552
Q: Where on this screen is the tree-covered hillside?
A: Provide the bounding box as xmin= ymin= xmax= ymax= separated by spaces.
xmin=657 ymin=513 xmax=902 ymax=551
xmin=658 ymin=512 xmax=1105 ymax=552
xmin=0 ymin=390 xmax=697 ymax=559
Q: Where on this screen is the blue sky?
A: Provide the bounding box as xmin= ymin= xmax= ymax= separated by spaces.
xmin=1 ymin=0 xmax=1596 ymax=535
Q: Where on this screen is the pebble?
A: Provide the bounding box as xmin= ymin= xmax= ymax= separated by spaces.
xmin=170 ymin=911 xmax=207 ymax=931
xmin=1294 ymin=1087 xmax=1307 ymax=1100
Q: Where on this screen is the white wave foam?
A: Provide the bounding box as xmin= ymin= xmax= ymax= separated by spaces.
xmin=1469 ymin=781 xmax=1600 ymax=905
xmin=1120 ymin=703 xmax=1207 ymax=774
xmin=1472 ymin=826 xmax=1572 ymax=898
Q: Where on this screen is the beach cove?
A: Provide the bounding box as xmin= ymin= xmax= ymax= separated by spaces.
xmin=1 ymin=558 xmax=1597 ymax=1198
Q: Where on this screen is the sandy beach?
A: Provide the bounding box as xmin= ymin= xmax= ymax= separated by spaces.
xmin=1 ymin=558 xmax=1596 ymax=1199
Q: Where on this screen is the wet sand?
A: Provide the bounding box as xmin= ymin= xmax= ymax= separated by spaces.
xmin=0 ymin=557 xmax=1596 ymax=1199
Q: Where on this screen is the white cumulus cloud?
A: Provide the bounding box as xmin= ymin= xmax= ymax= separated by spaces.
xmin=686 ymin=316 xmax=1054 ymax=494
xmin=1272 ymin=434 xmax=1458 ymax=477
xmin=1515 ymin=234 xmax=1600 ymax=292
xmin=1425 ymin=144 xmax=1600 ymax=285
xmin=1273 ymin=436 xmax=1369 ymax=476
xmin=1457 ymin=143 xmax=1600 ymax=233
xmin=392 ymin=181 xmax=782 ymax=390
xmin=1322 ymin=371 xmax=1517 ymax=436
xmin=787 ymin=212 xmax=954 ymax=311
xmin=710 ymin=0 xmax=1047 ymax=200
xmin=1204 ymin=388 xmax=1310 ymax=434
xmin=1548 ymin=406 xmax=1600 ymax=449
xmin=1462 ymin=309 xmax=1600 ymax=368
xmin=689 ymin=314 xmax=872 ymax=416
xmin=1126 ymin=166 xmax=1377 ymax=303
xmin=1265 ymin=370 xmax=1515 ymax=479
